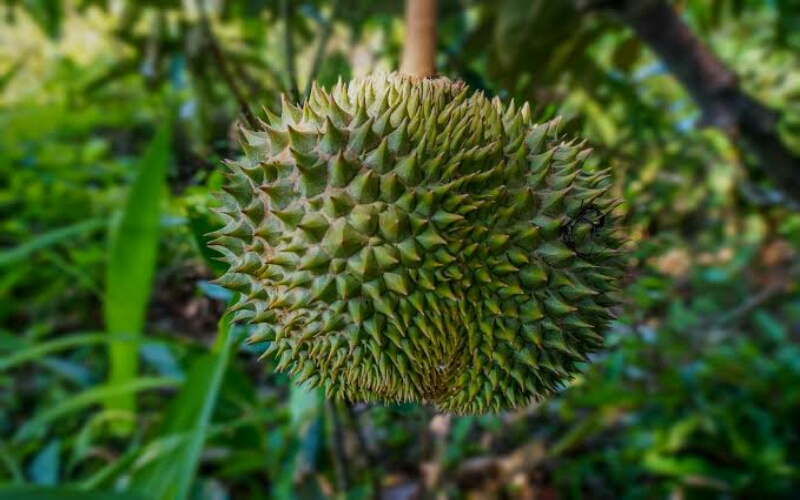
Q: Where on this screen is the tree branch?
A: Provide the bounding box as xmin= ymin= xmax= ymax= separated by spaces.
xmin=303 ymin=0 xmax=341 ymax=102
xmin=198 ymin=4 xmax=258 ymax=129
xmin=400 ymin=0 xmax=438 ymax=77
xmin=712 ymin=262 xmax=799 ymax=329
xmin=598 ymin=0 xmax=800 ymax=205
xmin=281 ymin=0 xmax=300 ymax=103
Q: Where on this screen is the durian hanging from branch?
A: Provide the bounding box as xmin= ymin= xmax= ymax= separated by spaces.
xmin=210 ymin=0 xmax=627 ymax=414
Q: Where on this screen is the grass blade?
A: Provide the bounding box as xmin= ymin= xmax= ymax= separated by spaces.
xmin=173 ymin=314 xmax=236 ymax=500
xmin=14 ymin=377 xmax=180 ymax=443
xmin=0 ymin=485 xmax=144 ymax=500
xmin=129 ymin=313 xmax=236 ymax=500
xmin=0 ymin=441 xmax=23 ymax=483
xmin=81 ymin=413 xmax=267 ymax=491
xmin=0 ymin=333 xmax=120 ymax=371
xmin=0 ymin=218 xmax=105 ymax=267
xmin=104 ymin=120 xmax=171 ymax=422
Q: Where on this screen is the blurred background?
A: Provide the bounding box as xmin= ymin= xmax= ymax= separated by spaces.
xmin=2 ymin=0 xmax=800 ymax=498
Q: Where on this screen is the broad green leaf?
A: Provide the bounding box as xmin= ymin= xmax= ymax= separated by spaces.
xmin=129 ymin=313 xmax=236 ymax=500
xmin=105 ymin=119 xmax=171 ymax=421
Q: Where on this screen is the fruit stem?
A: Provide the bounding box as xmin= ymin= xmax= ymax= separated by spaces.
xmin=400 ymin=0 xmax=438 ymax=77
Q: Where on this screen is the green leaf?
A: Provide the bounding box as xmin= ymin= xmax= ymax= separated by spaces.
xmin=104 ymin=119 xmax=171 ymax=422
xmin=128 ymin=313 xmax=237 ymax=500
xmin=0 ymin=486 xmax=144 ymax=500
xmin=0 ymin=219 xmax=105 ymax=267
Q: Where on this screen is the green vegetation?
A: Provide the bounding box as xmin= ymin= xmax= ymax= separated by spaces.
xmin=1 ymin=0 xmax=799 ymax=498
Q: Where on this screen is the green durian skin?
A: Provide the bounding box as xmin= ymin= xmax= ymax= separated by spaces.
xmin=210 ymin=72 xmax=626 ymax=414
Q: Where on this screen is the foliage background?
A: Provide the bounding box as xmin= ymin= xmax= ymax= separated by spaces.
xmin=1 ymin=0 xmax=800 ymax=498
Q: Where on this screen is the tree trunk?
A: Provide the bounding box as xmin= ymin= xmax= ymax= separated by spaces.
xmin=602 ymin=0 xmax=800 ymax=204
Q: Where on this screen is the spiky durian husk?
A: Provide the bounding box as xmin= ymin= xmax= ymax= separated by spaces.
xmin=210 ymin=72 xmax=626 ymax=414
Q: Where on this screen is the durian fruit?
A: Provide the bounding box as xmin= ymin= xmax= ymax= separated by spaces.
xmin=210 ymin=72 xmax=626 ymax=414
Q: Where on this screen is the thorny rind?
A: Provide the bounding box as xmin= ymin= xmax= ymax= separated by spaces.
xmin=209 ymin=72 xmax=628 ymax=414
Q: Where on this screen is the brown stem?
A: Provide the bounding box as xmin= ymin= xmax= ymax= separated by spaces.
xmin=400 ymin=0 xmax=438 ymax=77
xmin=604 ymin=0 xmax=800 ymax=205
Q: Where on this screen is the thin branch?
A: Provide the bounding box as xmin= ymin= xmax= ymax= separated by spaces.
xmin=281 ymin=0 xmax=300 ymax=103
xmin=303 ymin=0 xmax=341 ymax=101
xmin=712 ymin=263 xmax=800 ymax=328
xmin=226 ymin=53 xmax=266 ymax=100
xmin=197 ymin=3 xmax=258 ymax=129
